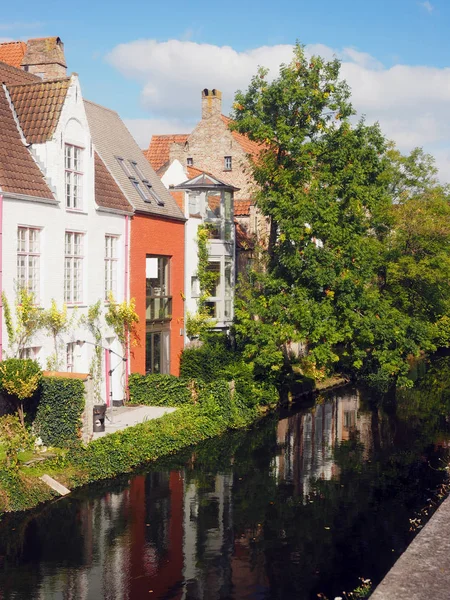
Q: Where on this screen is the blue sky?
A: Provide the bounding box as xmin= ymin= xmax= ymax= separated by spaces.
xmin=1 ymin=0 xmax=450 ymax=176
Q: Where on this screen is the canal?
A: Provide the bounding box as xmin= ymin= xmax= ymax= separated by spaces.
xmin=1 ymin=356 xmax=450 ymax=599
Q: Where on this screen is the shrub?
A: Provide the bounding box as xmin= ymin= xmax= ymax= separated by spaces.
xmin=128 ymin=373 xmax=193 ymax=406
xmin=34 ymin=377 xmax=85 ymax=447
xmin=0 ymin=359 xmax=42 ymax=428
xmin=180 ymin=335 xmax=236 ymax=382
xmin=0 ymin=414 xmax=33 ymax=469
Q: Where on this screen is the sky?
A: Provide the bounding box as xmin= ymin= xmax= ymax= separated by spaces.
xmin=2 ymin=0 xmax=450 ymax=179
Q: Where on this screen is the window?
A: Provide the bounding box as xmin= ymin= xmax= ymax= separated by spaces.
xmin=65 ymin=144 xmax=83 ymax=209
xmin=17 ymin=227 xmax=40 ymax=299
xmin=64 ymin=232 xmax=84 ymax=303
xmin=188 ymin=193 xmax=200 ymax=215
xmin=187 ymin=157 xmax=193 ymax=166
xmin=224 ymin=156 xmax=232 ymax=170
xmin=146 ymin=256 xmax=172 ymax=321
xmin=145 ymin=328 xmax=170 ymax=374
xmin=191 ymin=276 xmax=200 ymax=297
xmin=105 ymin=235 xmax=118 ymax=300
xmin=117 ymin=157 xmax=165 ymax=206
xmin=66 ymin=342 xmax=76 ymax=372
xmin=19 ymin=347 xmax=39 ymax=360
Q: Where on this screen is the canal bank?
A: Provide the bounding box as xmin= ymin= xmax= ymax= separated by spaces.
xmin=371 ymin=493 xmax=450 ymax=600
xmin=1 ymin=380 xmax=449 ymax=600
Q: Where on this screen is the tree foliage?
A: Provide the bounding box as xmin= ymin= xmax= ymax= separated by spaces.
xmin=231 ymin=44 xmax=450 ymax=387
xmin=2 ymin=289 xmax=42 ymax=358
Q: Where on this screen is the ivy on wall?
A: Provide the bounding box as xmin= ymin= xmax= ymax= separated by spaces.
xmin=34 ymin=377 xmax=85 ymax=447
xmin=128 ymin=373 xmax=192 ymax=406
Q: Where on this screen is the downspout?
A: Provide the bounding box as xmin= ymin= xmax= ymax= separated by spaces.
xmin=0 ymin=194 xmax=3 ymax=361
xmin=124 ymin=215 xmax=130 ymax=399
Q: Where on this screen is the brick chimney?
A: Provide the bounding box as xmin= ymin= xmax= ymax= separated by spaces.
xmin=21 ymin=37 xmax=67 ymax=80
xmin=201 ymin=88 xmax=222 ymax=120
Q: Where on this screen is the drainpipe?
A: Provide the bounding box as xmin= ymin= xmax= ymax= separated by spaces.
xmin=0 ymin=194 xmax=3 ymax=361
xmin=124 ymin=215 xmax=130 ymax=397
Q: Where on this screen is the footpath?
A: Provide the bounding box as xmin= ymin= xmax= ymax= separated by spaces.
xmin=371 ymin=494 xmax=450 ymax=599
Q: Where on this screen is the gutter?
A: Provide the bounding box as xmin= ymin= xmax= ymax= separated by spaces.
xmin=0 ymin=194 xmax=3 ymax=361
xmin=124 ymin=215 xmax=130 ymax=396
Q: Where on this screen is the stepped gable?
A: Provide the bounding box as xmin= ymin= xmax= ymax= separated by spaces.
xmin=144 ymin=134 xmax=189 ymax=172
xmin=8 ymin=77 xmax=71 ymax=143
xmin=0 ymin=41 xmax=27 ymax=69
xmin=85 ymin=99 xmax=185 ymax=221
xmin=0 ymin=85 xmax=53 ymax=199
xmin=94 ymin=152 xmax=132 ymax=213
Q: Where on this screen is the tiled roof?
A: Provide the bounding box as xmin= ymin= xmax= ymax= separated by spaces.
xmin=94 ymin=152 xmax=132 ymax=213
xmin=85 ymin=100 xmax=185 ymax=221
xmin=0 ymin=42 xmax=27 ymax=69
xmin=8 ymin=78 xmax=70 ymax=143
xmin=144 ymin=134 xmax=189 ymax=171
xmin=234 ymin=199 xmax=253 ymax=216
xmin=0 ymin=60 xmax=40 ymax=85
xmin=187 ymin=165 xmax=205 ymax=178
xmin=221 ymin=115 xmax=262 ymax=158
xmin=0 ymin=85 xmax=53 ymax=199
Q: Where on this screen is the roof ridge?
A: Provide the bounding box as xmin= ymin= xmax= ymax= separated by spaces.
xmin=84 ymin=98 xmax=119 ymax=116
xmin=8 ymin=76 xmax=71 ymax=88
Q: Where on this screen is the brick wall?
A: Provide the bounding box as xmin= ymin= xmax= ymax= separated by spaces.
xmin=169 ymin=116 xmax=256 ymax=200
xmin=129 ymin=214 xmax=185 ymax=376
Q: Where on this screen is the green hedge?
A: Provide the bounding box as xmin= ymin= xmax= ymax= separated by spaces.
xmin=128 ymin=373 xmax=193 ymax=406
xmin=34 ymin=377 xmax=85 ymax=447
xmin=68 ymin=379 xmax=258 ymax=484
xmin=180 ymin=335 xmax=236 ymax=382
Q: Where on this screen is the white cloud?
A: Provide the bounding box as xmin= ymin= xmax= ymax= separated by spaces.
xmin=0 ymin=21 xmax=43 ymax=31
xmin=107 ymin=39 xmax=450 ymax=181
xmin=419 ymin=1 xmax=434 ymax=13
xmin=124 ymin=117 xmax=196 ymax=148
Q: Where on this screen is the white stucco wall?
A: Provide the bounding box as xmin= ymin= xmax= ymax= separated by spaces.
xmin=2 ymin=76 xmax=129 ymax=404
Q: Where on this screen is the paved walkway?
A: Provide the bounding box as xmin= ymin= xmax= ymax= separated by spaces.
xmin=371 ymin=494 xmax=450 ymax=599
xmin=92 ymin=405 xmax=176 ymax=440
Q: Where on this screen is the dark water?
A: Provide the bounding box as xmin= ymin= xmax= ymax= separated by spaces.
xmin=1 ymin=357 xmax=450 ymax=600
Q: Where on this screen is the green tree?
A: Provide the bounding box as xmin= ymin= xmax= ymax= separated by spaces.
xmin=231 ymin=44 xmax=436 ymax=387
xmin=40 ymin=300 xmax=75 ymax=370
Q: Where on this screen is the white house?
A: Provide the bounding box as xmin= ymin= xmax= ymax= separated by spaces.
xmin=0 ymin=47 xmax=132 ymax=404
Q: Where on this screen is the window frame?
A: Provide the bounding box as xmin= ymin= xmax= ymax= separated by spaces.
xmin=64 ymin=231 xmax=84 ymax=304
xmin=146 ymin=255 xmax=172 ymax=322
xmin=65 ymin=144 xmax=83 ymax=210
xmin=17 ymin=226 xmax=41 ymax=301
xmin=104 ymin=235 xmax=119 ymax=301
xmin=224 ymin=156 xmax=232 ymax=171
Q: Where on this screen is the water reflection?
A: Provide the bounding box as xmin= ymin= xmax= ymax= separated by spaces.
xmin=1 ymin=377 xmax=449 ymax=600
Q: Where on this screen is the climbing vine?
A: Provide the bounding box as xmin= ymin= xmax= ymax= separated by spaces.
xmin=41 ymin=300 xmax=76 ymax=371
xmin=80 ymin=301 xmax=103 ymax=402
xmin=2 ymin=289 xmax=42 ymax=358
xmin=186 ymin=224 xmax=220 ymax=339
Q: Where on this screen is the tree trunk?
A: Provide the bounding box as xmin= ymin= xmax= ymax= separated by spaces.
xmin=17 ymin=401 xmax=25 ymax=429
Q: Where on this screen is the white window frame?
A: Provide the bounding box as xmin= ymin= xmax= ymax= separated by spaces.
xmin=19 ymin=346 xmax=40 ymax=360
xmin=65 ymin=144 xmax=83 ymax=210
xmin=224 ymin=156 xmax=232 ymax=171
xmin=17 ymin=226 xmax=40 ymax=300
xmin=66 ymin=342 xmax=76 ymax=372
xmin=105 ymin=235 xmax=118 ymax=300
xmin=64 ymin=231 xmax=84 ymax=304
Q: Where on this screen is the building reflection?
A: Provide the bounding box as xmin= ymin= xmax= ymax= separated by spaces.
xmin=0 ymin=388 xmax=393 ymax=600
xmin=274 ymin=389 xmax=376 ymax=496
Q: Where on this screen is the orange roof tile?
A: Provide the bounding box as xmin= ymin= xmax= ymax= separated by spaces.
xmin=144 ymin=134 xmax=189 ymax=172
xmin=0 ymin=42 xmax=27 ymax=69
xmin=187 ymin=165 xmax=205 ymax=178
xmin=0 ymin=85 xmax=53 ymax=199
xmin=0 ymin=60 xmax=40 ymax=85
xmin=234 ymin=199 xmax=253 ymax=216
xmin=8 ymin=78 xmax=70 ymax=143
xmin=221 ymin=115 xmax=263 ymax=159
xmin=235 ymin=221 xmax=255 ymax=250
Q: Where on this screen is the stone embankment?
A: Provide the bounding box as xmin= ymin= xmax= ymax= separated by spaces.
xmin=371 ymin=494 xmax=450 ymax=600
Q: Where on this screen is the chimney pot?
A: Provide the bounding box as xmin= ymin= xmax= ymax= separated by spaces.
xmin=201 ymin=88 xmax=222 ymax=120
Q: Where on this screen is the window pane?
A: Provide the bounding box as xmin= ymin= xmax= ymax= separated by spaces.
xmin=207 ymin=261 xmax=221 ymax=297
xmin=206 ymin=192 xmax=221 ymax=218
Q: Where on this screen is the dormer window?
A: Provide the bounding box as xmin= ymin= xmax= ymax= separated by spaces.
xmin=65 ymin=144 xmax=83 ymax=210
